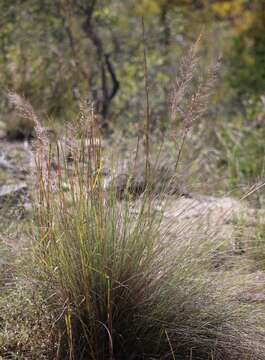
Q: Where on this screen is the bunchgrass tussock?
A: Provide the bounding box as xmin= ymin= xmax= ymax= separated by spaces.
xmin=1 ymin=96 xmax=262 ymax=359
xmin=4 ymin=34 xmax=265 ymax=358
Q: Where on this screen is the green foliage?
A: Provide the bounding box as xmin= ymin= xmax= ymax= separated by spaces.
xmin=228 ymin=17 xmax=265 ymax=99
xmin=0 ymin=0 xmax=263 ymax=132
xmin=216 ymin=120 xmax=265 ymax=189
xmin=0 ymin=0 xmax=209 ymax=126
xmin=210 ymin=1 xmax=265 ymax=102
xmin=250 ymin=220 xmax=265 ymax=271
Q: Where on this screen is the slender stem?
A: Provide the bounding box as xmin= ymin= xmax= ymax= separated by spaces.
xmin=142 ymin=16 xmax=150 ymax=183
xmin=175 ymin=127 xmax=189 ymax=172
xmin=133 ymin=134 xmax=140 ymax=173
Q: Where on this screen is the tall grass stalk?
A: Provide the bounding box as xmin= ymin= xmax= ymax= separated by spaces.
xmin=4 ymin=94 xmax=265 ymax=359
xmin=142 ymin=16 xmax=151 ymax=183
xmin=170 ymin=33 xmax=221 ymax=172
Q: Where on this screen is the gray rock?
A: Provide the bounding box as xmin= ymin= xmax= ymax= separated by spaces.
xmin=0 ymin=182 xmax=28 ymax=207
xmin=110 ymin=173 xmax=146 ymax=199
xmin=0 ymin=121 xmax=7 ymax=139
xmin=0 ymin=157 xmax=16 ymax=171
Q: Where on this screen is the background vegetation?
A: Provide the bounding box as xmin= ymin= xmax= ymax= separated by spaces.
xmin=0 ymin=0 xmax=264 ymax=122
xmin=1 ymin=0 xmax=264 ymax=191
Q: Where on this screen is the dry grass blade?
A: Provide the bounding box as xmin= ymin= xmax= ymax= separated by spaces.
xmin=142 ymin=16 xmax=151 ymax=183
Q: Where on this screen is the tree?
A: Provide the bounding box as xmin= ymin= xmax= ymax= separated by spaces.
xmin=210 ymin=0 xmax=265 ymax=100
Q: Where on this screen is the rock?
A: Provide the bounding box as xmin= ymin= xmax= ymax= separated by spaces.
xmin=109 ymin=156 xmax=183 ymax=200
xmin=163 ymin=196 xmax=244 ymax=222
xmin=154 ymin=195 xmax=264 ymax=260
xmin=110 ymin=173 xmax=146 ymax=199
xmin=0 ymin=182 xmax=28 ymax=207
xmin=6 ymin=115 xmax=35 ymax=141
xmin=0 ymin=121 xmax=7 ymax=139
xmin=0 ymin=182 xmax=27 ymax=197
xmin=0 ymin=157 xmax=16 ymax=172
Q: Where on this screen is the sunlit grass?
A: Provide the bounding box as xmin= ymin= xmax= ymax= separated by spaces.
xmin=1 ymin=98 xmax=263 ymax=359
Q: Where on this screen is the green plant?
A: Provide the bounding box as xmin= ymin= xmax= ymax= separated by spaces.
xmin=1 ymin=95 xmax=264 ymax=359
xmin=241 ymin=212 xmax=265 ymax=271
xmin=215 ymin=119 xmax=265 ymax=192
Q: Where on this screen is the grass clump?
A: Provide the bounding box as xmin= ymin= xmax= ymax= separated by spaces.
xmin=0 ymin=96 xmax=263 ymax=359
